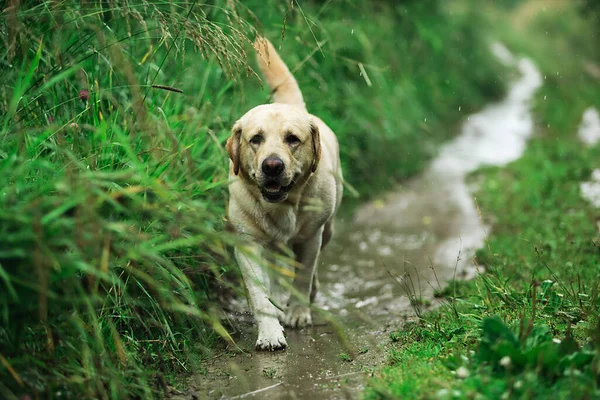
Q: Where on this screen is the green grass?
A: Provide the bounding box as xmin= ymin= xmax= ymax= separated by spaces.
xmin=0 ymin=2 xmax=254 ymax=398
xmin=239 ymin=0 xmax=508 ymax=208
xmin=365 ymin=2 xmax=600 ymax=399
xmin=0 ymin=0 xmax=508 ymax=398
xmin=262 ymin=367 xmax=277 ymax=379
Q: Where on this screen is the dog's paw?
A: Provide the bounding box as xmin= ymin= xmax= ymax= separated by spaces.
xmin=255 ymin=321 xmax=287 ymax=351
xmin=284 ymin=304 xmax=312 ymax=328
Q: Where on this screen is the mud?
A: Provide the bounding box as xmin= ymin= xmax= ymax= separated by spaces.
xmin=172 ymin=45 xmax=541 ymax=400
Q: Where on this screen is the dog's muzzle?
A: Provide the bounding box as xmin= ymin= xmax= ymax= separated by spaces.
xmin=261 ymin=180 xmax=294 ymax=203
xmin=259 ymin=157 xmax=295 ymax=202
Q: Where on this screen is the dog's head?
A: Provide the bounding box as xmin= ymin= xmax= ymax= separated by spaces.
xmin=226 ymin=104 xmax=321 ymax=203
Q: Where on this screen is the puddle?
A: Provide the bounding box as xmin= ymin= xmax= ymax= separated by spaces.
xmin=172 ymin=45 xmax=542 ymax=399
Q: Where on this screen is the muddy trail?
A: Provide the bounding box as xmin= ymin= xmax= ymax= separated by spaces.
xmin=172 ymin=45 xmax=542 ymax=400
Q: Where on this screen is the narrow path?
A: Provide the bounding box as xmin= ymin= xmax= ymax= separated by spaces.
xmin=174 ymin=45 xmax=542 ymax=400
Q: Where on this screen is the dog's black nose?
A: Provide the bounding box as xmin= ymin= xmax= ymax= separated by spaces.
xmin=262 ymin=157 xmax=284 ymax=177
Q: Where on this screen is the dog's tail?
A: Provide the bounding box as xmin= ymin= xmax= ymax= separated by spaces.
xmin=255 ymin=37 xmax=306 ymax=112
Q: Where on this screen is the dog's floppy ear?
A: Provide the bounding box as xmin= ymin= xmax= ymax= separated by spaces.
xmin=310 ymin=122 xmax=321 ymax=173
xmin=226 ymin=123 xmax=242 ymax=175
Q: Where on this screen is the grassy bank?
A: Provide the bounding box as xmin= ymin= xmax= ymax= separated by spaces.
xmin=0 ymin=1 xmax=505 ymax=398
xmin=365 ymin=1 xmax=600 ymax=399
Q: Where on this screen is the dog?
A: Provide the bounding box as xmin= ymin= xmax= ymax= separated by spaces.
xmin=226 ymin=37 xmax=343 ymax=351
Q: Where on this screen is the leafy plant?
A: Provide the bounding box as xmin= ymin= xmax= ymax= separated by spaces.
xmin=262 ymin=367 xmax=277 ymax=379
xmin=443 ymin=316 xmax=600 ymax=397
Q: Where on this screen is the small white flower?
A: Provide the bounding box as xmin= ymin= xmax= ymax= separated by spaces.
xmin=456 ymin=366 xmax=470 ymax=379
xmin=565 ymin=368 xmax=582 ymax=377
xmin=499 ymin=356 xmax=512 ymax=368
xmin=514 ymin=380 xmax=523 ymax=389
xmin=553 ymin=338 xmax=561 ymax=344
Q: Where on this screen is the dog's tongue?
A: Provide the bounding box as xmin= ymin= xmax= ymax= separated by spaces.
xmin=265 ymin=182 xmax=281 ymax=191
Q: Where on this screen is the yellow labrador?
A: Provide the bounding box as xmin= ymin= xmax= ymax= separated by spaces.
xmin=226 ymin=38 xmax=343 ymax=351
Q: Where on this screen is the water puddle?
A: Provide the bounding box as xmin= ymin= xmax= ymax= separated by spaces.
xmin=172 ymin=45 xmax=542 ymax=399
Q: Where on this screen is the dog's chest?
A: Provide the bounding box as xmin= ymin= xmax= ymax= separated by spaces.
xmin=265 ymin=207 xmax=298 ymax=242
xmin=267 ymin=209 xmax=323 ymax=245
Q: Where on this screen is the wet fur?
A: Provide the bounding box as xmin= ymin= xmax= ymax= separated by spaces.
xmin=226 ymin=38 xmax=343 ymax=351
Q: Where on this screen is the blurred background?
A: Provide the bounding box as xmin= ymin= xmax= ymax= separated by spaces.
xmin=1 ymin=1 xmax=599 ymax=399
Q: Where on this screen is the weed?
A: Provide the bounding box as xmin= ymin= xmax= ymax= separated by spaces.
xmin=262 ymin=367 xmax=277 ymax=379
xmin=389 ymin=331 xmax=402 ymax=343
xmin=388 ymin=270 xmax=425 ymax=320
xmin=443 ymin=316 xmax=600 ymax=398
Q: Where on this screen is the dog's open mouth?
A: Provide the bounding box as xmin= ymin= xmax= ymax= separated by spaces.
xmin=261 ymin=180 xmax=294 ymax=203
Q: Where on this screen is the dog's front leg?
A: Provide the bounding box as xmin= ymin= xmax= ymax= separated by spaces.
xmin=285 ymin=227 xmax=324 ymax=328
xmin=235 ymin=245 xmax=287 ymax=351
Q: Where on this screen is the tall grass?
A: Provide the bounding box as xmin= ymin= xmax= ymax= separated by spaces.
xmin=1 ymin=1 xmax=258 ymax=397
xmin=0 ymin=0 xmax=507 ymax=398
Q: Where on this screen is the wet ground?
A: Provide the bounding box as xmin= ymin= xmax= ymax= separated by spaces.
xmin=172 ymin=44 xmax=542 ymax=400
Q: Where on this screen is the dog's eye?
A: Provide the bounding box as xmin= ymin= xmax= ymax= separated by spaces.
xmin=249 ymin=134 xmax=263 ymax=145
xmin=285 ymin=134 xmax=301 ymax=146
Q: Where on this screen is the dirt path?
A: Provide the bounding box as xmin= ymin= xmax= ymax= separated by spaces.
xmin=172 ymin=44 xmax=542 ymax=400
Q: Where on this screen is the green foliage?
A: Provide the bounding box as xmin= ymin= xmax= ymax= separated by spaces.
xmin=367 ymin=271 xmax=600 ymax=399
xmin=262 ymin=367 xmax=277 ymax=379
xmin=475 ymin=317 xmax=595 ymax=380
xmin=239 ymin=0 xmax=507 ymax=205
xmin=365 ymin=1 xmax=600 ymax=399
xmin=0 ymin=1 xmax=253 ymax=398
xmin=0 ymin=0 xmax=508 ymax=398
xmin=441 ymin=316 xmax=600 ymax=399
